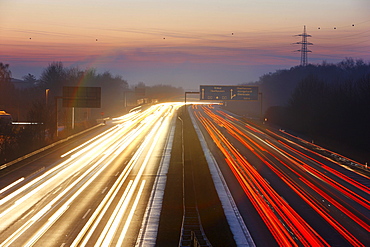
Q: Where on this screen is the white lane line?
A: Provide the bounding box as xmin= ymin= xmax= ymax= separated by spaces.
xmin=82 ymin=209 xmax=91 ymax=219
xmin=101 ymin=187 xmax=108 ymax=194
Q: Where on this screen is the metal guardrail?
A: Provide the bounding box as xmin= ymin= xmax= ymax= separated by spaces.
xmin=179 ymin=206 xmax=211 ymax=247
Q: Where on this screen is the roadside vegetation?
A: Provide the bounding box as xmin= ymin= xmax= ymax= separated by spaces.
xmin=265 ymin=59 xmax=370 ymax=157
xmin=225 ymin=58 xmax=370 ymax=162
xmin=0 ymin=62 xmax=183 ymax=165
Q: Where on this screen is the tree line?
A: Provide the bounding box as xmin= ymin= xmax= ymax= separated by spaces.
xmin=223 ymin=58 xmax=370 ymax=159
xmin=262 ymin=58 xmax=370 ymax=155
xmin=0 ymin=61 xmax=183 ymax=164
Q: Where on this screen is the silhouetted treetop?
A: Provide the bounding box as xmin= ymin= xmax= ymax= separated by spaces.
xmin=250 ymin=58 xmax=370 ymax=108
xmin=263 ymin=59 xmax=370 ymax=155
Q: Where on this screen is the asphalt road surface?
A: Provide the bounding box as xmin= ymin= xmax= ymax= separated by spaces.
xmin=0 ymin=103 xmax=368 ymax=247
xmin=0 ymin=103 xmax=181 ymax=246
xmin=190 ymin=104 xmax=369 ymax=246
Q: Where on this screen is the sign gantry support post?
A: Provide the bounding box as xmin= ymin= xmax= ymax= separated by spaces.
xmin=184 ymin=91 xmax=200 ymax=105
xmin=184 ymin=91 xmax=200 ymax=113
xmin=55 ymin=87 xmax=101 ymax=138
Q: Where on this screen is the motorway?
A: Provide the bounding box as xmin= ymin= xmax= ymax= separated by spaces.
xmin=0 ymin=102 xmax=369 ymax=246
xmin=191 ymin=104 xmax=369 ymax=246
xmin=0 ymin=103 xmax=181 ymax=247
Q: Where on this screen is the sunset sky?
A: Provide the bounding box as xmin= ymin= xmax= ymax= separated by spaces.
xmin=1 ymin=0 xmax=369 ymax=90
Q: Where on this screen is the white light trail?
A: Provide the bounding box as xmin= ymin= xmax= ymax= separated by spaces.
xmin=60 ymin=124 xmax=120 ymax=158
xmin=0 ymin=177 xmax=24 ymax=194
xmin=95 ymin=180 xmax=135 ymax=247
xmin=116 ymin=180 xmax=146 ymax=247
xmin=96 ymin=118 xmax=164 ymax=246
xmin=0 ymin=102 xmax=184 ymax=246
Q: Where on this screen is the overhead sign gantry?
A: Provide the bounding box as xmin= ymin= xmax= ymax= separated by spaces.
xmin=200 ymin=85 xmax=258 ymax=101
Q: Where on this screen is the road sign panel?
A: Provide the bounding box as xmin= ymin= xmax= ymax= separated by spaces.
xmin=200 ymin=85 xmax=258 ymax=101
xmin=63 ymin=86 xmax=101 ymax=108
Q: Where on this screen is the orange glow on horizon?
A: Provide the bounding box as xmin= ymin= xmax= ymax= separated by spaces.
xmin=1 ymin=0 xmax=369 ymax=82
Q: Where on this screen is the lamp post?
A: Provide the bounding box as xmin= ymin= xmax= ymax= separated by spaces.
xmin=55 ymin=96 xmax=62 ymax=137
xmin=45 ymin=89 xmax=50 ymax=106
xmin=259 ymin=92 xmax=263 ymax=121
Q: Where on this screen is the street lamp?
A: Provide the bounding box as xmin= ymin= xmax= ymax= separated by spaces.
xmin=45 ymin=89 xmax=50 ymax=106
xmin=259 ymin=92 xmax=263 ymax=121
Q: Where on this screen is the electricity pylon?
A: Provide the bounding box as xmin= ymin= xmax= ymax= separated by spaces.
xmin=294 ymin=25 xmax=313 ymax=66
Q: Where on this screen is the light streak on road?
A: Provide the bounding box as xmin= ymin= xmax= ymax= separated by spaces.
xmin=1 ymin=102 xmax=367 ymax=246
xmin=275 ymin=140 xmax=370 ymax=210
xmin=0 ymin=177 xmax=24 ymax=194
xmin=116 ymin=180 xmax=146 ymax=247
xmin=0 ymin=103 xmax=183 ymax=247
xmin=95 ymin=179 xmax=135 ymax=247
xmin=95 ymin=118 xmax=164 ymax=247
xmin=192 ymin=105 xmax=369 ymax=246
xmin=194 ymin=108 xmax=328 ymax=246
xmin=2 ymin=126 xmax=141 ymax=246
xmin=259 ymin=140 xmax=368 ymax=246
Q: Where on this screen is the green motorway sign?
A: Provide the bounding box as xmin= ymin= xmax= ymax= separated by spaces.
xmin=200 ymin=85 xmax=259 ymax=101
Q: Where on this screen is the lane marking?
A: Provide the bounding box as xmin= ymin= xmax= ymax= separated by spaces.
xmin=82 ymin=209 xmax=91 ymax=219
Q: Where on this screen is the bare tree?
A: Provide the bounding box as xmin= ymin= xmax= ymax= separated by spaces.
xmin=0 ymin=63 xmax=12 ymax=81
xmin=39 ymin=61 xmax=67 ymax=96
